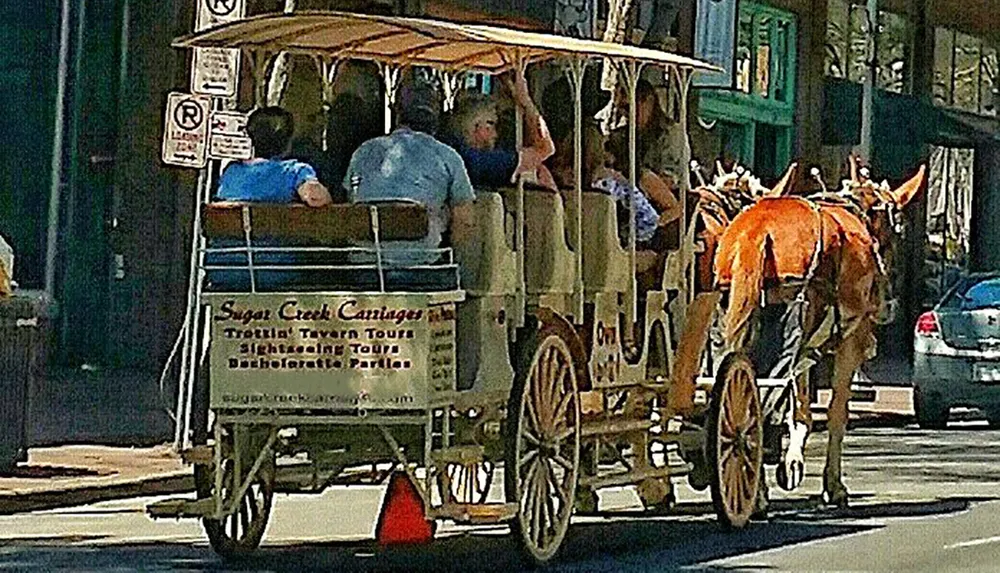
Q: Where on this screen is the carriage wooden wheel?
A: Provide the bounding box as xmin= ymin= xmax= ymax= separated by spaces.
xmin=439 ymin=460 xmax=495 ymax=504
xmin=707 ymin=352 xmax=763 ymax=529
xmin=506 ymin=326 xmax=581 ymax=564
xmin=195 ymin=428 xmax=275 ymax=558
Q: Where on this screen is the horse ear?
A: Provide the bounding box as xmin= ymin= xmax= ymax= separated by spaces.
xmin=765 ymin=162 xmax=798 ymax=197
xmin=848 ymin=154 xmax=858 ymax=182
xmin=716 ymin=160 xmax=726 ymax=177
xmin=891 ymin=164 xmax=926 ymax=208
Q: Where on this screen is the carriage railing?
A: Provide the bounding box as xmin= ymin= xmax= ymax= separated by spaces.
xmin=198 ymin=202 xmax=460 ymax=294
xmin=200 ymin=245 xmax=460 ymax=293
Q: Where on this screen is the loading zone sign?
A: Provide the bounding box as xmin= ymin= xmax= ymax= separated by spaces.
xmin=162 ymin=92 xmax=211 ymax=168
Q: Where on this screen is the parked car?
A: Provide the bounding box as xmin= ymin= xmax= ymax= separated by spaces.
xmin=913 ymin=272 xmax=1000 ymax=428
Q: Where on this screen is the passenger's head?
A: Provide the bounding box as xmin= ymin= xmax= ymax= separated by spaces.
xmin=636 ymin=79 xmax=658 ymax=129
xmin=453 ymin=93 xmax=499 ymax=150
xmin=247 ymin=106 xmax=295 ymax=159
xmin=550 ymin=120 xmax=608 ymax=188
xmin=395 ymin=82 xmax=442 ymax=135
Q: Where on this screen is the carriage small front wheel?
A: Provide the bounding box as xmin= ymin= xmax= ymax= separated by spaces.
xmin=505 ymin=325 xmax=581 ymax=564
xmin=194 ymin=429 xmax=275 ymax=559
xmin=707 ymin=352 xmax=763 ymax=529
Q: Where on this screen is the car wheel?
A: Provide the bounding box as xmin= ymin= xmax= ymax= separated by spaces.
xmin=914 ymin=386 xmax=948 ymax=430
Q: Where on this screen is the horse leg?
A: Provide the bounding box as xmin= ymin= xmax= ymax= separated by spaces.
xmin=823 ymin=326 xmax=868 ymax=507
xmin=770 ymin=292 xmax=812 ymax=492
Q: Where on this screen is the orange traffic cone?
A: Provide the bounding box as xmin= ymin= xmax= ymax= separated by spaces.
xmin=375 ymin=471 xmax=435 ymax=545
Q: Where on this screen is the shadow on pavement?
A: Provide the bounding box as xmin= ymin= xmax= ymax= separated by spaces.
xmin=0 ymin=498 xmax=981 ymax=571
xmin=0 ymin=465 xmax=107 ymax=479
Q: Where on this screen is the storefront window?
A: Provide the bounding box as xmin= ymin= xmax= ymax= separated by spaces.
xmin=729 ymin=3 xmax=794 ymax=101
xmin=934 ymin=28 xmax=999 ymax=116
xmin=826 ymin=1 xmax=912 ymax=94
xmin=736 ymin=10 xmax=753 ymax=93
xmin=924 ymin=146 xmax=975 ymax=306
xmin=875 ymin=11 xmax=912 ymax=94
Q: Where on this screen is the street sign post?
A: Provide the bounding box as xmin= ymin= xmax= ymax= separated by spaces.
xmin=208 ymin=110 xmax=252 ymax=160
xmin=162 ymin=92 xmax=211 ymax=168
xmin=192 ymin=0 xmax=246 ymax=98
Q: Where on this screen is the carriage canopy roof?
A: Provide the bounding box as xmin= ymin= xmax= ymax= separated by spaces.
xmin=172 ymin=11 xmax=723 ymax=74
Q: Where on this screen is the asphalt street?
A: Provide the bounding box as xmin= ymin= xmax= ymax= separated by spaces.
xmin=3 ymin=426 xmax=1000 ymax=572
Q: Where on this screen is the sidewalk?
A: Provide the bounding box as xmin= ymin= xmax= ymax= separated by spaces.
xmin=0 ymin=444 xmax=193 ymax=515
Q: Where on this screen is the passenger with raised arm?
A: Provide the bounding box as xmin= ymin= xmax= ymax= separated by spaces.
xmin=445 ymin=68 xmax=557 ymax=190
xmin=217 ymin=106 xmax=332 ymax=207
xmin=343 ymin=80 xmax=476 ymax=287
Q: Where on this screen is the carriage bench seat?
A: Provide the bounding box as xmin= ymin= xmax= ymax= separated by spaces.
xmin=200 ymin=202 xmax=460 ymax=293
xmin=202 ymin=201 xmax=429 ymax=244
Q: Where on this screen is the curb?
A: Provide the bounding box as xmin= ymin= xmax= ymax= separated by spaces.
xmin=0 ymin=472 xmax=194 ymax=515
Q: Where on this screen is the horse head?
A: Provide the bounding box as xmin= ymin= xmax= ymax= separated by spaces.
xmin=839 ymin=156 xmax=927 ymax=322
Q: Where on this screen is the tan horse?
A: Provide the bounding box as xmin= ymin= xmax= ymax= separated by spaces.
xmin=713 ymin=158 xmax=925 ymax=506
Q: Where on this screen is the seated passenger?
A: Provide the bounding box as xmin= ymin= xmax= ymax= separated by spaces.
xmin=550 ymin=121 xmax=678 ymax=250
xmin=606 ymin=80 xmax=683 ymax=229
xmin=207 ymin=106 xmax=332 ymax=291
xmin=445 ymin=68 xmax=556 ymax=190
xmin=343 ymin=81 xmax=476 ymax=290
xmin=218 ymin=106 xmax=332 ymax=206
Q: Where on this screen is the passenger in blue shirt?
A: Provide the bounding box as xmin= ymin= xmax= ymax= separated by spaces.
xmin=446 ymin=68 xmax=556 ymax=190
xmin=343 ymin=81 xmax=475 ymax=288
xmin=210 ymin=106 xmax=332 ymax=291
xmin=217 ymin=106 xmax=331 ymax=206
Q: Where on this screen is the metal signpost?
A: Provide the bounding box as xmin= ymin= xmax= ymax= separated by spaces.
xmin=166 ymin=0 xmax=248 ymax=450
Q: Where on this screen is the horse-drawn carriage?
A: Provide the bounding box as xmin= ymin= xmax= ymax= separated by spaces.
xmin=147 ymin=11 xmax=820 ymax=564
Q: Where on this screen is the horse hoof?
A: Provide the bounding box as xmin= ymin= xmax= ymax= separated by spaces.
xmin=752 ymin=488 xmax=770 ymax=520
xmin=822 ymin=488 xmax=849 ymax=508
xmin=776 ymin=459 xmax=804 ymax=491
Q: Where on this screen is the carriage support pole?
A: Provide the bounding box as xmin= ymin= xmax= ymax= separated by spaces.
xmin=621 ymin=60 xmax=644 ymax=337
xmin=568 ymin=57 xmax=586 ymax=324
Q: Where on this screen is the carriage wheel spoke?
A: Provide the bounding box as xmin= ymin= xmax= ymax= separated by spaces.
xmin=551 ymin=453 xmax=574 ymax=472
xmin=552 ymin=389 xmax=573 ymax=430
xmin=544 ymin=458 xmax=568 ymax=507
xmin=519 ymin=449 xmax=539 ymax=471
xmin=240 ymin=495 xmax=251 ymax=537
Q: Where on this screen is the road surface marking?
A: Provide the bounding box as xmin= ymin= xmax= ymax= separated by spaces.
xmin=944 ymin=535 xmax=1000 ymax=550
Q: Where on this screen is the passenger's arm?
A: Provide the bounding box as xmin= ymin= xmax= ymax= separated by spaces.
xmin=640 ymin=169 xmax=681 ymax=226
xmin=503 ymin=70 xmax=556 ymax=182
xmin=297 ymin=180 xmax=333 ymax=207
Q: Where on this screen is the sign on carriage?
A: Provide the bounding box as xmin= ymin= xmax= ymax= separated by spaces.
xmin=208 ymin=110 xmax=252 ymax=160
xmin=204 ymin=293 xmax=457 ymax=410
xmin=191 ymin=0 xmax=246 ymax=97
xmin=161 ymin=92 xmax=211 ymax=168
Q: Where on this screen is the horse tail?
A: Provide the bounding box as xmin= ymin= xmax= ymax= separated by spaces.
xmin=723 ymin=233 xmax=773 ymax=351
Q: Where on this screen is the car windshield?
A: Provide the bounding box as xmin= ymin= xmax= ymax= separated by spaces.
xmin=942 ymin=276 xmax=1000 ymax=310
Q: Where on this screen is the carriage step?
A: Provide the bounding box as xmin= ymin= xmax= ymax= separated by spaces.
xmin=579 ymin=463 xmax=693 ymax=490
xmin=430 ymin=445 xmax=485 ymax=465
xmin=146 ymin=497 xmax=214 ymax=519
xmin=581 ymin=418 xmax=653 ymax=437
xmin=180 ymin=445 xmax=213 ymax=465
xmin=429 ymin=502 xmax=518 ymax=524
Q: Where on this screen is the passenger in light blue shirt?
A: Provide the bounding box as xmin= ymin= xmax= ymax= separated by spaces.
xmin=344 ymin=82 xmax=476 ymax=270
